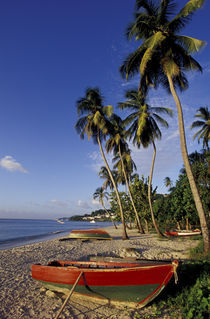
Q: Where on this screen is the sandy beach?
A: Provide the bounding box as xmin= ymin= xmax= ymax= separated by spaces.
xmin=0 ymin=225 xmax=199 ymax=319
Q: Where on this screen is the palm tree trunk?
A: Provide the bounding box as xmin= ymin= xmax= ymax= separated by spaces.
xmin=168 ymin=74 xmax=210 ymax=254
xmin=148 ymin=141 xmax=164 ymax=237
xmin=119 ymin=145 xmax=144 ymax=233
xmin=97 ymin=135 xmax=128 ymax=239
xmin=186 ymin=217 xmax=189 ymax=231
xmin=144 ymin=218 xmax=149 ymax=233
xmin=101 ymin=201 xmax=118 ymax=229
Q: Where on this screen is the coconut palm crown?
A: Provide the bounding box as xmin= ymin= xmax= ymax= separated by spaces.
xmin=75 ymin=88 xmax=113 ymax=144
xmin=118 ymin=90 xmax=172 ymax=147
xmin=191 ymin=106 xmax=210 ymax=149
xmin=120 ymin=0 xmax=206 ymax=94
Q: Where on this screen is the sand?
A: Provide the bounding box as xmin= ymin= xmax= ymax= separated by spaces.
xmin=0 ymin=225 xmax=199 ymax=319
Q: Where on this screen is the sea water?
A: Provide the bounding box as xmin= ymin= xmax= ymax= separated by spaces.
xmin=0 ymin=219 xmax=112 ymax=250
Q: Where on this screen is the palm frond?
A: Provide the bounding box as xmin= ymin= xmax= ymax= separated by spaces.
xmin=140 ymin=32 xmax=166 ymax=75
xmin=191 ymin=106 xmax=209 ymax=148
xmin=194 ymin=107 xmax=209 ymax=120
xmin=162 ymin=56 xmax=180 ymax=77
xmin=127 ymin=14 xmax=155 ymax=40
xmin=158 ymin=0 xmax=177 ymax=24
xmin=176 ymin=35 xmax=206 ymax=54
xmin=150 ymin=106 xmax=173 ymax=116
xmin=191 ymin=120 xmax=205 ymax=128
xmin=103 ymin=105 xmax=113 ymax=118
xmin=168 ymin=0 xmax=205 ymax=31
xmin=135 ymin=0 xmax=158 ymax=15
xmin=152 ymin=113 xmax=169 ymax=128
xmin=120 ymin=43 xmax=148 ymax=80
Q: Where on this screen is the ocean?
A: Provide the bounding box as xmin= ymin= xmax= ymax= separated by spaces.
xmin=0 ymin=219 xmax=112 ymax=250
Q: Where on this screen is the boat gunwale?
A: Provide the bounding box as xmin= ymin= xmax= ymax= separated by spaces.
xmin=68 ymin=236 xmax=112 ymax=240
xmin=33 ymin=260 xmax=177 ymax=273
xmin=70 ymin=229 xmax=110 ymax=234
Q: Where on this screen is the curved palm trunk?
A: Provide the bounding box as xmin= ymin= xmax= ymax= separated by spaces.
xmin=119 ymin=145 xmax=144 ymax=234
xmin=168 ymin=74 xmax=210 ymax=254
xmin=97 ymin=135 xmax=128 ymax=239
xmin=101 ymin=200 xmax=118 ymax=229
xmin=148 ymin=141 xmax=164 ymax=237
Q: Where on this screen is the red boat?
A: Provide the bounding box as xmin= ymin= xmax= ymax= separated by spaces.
xmin=32 ymin=259 xmax=178 ymax=308
xmin=69 ymin=229 xmax=112 ymax=240
xmin=165 ymin=229 xmax=201 ymax=237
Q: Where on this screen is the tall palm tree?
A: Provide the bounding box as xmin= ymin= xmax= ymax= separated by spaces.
xmin=119 ymin=90 xmax=172 ymax=237
xmin=75 ymin=88 xmax=128 ymax=239
xmin=120 ymin=0 xmax=209 ymax=253
xmin=106 ymin=114 xmax=144 ymax=233
xmin=93 ymin=187 xmax=118 ymax=229
xmin=191 ymin=107 xmax=210 ymax=150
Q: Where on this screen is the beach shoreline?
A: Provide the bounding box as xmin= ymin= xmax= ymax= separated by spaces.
xmin=0 ymin=225 xmax=200 ymax=319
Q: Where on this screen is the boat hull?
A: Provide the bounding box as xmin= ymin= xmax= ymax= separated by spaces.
xmin=32 ymin=260 xmax=178 ymax=308
xmin=165 ymin=230 xmax=201 ymax=237
xmin=69 ymin=229 xmax=112 ymax=240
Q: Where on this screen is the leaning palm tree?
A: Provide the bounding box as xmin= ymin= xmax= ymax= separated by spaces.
xmin=106 ymin=114 xmax=144 ymax=233
xmin=120 ymin=0 xmax=209 ymax=253
xmin=93 ymin=187 xmax=118 ymax=229
xmin=75 ymin=88 xmax=128 ymax=239
xmin=119 ymin=90 xmax=172 ymax=237
xmin=191 ymin=106 xmax=210 ymax=150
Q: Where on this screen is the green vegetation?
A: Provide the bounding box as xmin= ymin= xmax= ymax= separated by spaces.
xmin=108 ymin=150 xmax=209 ymax=234
xmin=131 ymin=258 xmax=210 ymax=318
xmin=153 ymin=260 xmax=210 ymax=319
xmin=69 ymin=209 xmax=111 ymax=221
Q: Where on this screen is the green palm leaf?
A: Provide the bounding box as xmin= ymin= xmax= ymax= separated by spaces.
xmin=191 ymin=107 xmax=210 ymax=148
xmin=140 ymin=32 xmax=166 ymax=75
xmin=169 ymin=0 xmax=206 ymax=31
xmin=176 ymin=35 xmax=206 ymax=53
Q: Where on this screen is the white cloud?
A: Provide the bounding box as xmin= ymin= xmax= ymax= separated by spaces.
xmin=0 ymin=155 xmax=28 ymax=173
xmin=92 ymin=199 xmax=100 ymax=206
xmin=165 ymin=129 xmax=179 ymax=141
xmin=49 ymin=200 xmax=68 ymax=207
xmin=77 ymin=200 xmax=90 ymax=209
xmin=88 ymin=151 xmax=113 ymax=172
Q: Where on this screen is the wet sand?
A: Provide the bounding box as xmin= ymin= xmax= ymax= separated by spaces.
xmin=0 ymin=225 xmax=199 ymax=319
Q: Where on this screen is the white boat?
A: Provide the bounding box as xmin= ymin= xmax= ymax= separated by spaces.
xmin=56 ymin=219 xmax=64 ymax=224
xmin=165 ymin=229 xmax=201 ymax=237
xmin=90 ymin=220 xmax=95 ymax=224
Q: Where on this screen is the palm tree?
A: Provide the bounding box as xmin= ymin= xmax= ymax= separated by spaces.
xmin=113 ymin=147 xmax=137 ymax=188
xmin=75 ymin=88 xmax=128 ymax=239
xmin=106 ymin=114 xmax=144 ymax=233
xmin=191 ymin=107 xmax=210 ymax=150
xmin=93 ymin=187 xmax=118 ymax=229
xmin=120 ymin=0 xmax=209 ymax=253
xmin=119 ymin=90 xmax=172 ymax=237
xmin=164 ymin=177 xmax=173 ymax=188
xmin=98 ymin=166 xmax=117 ymax=191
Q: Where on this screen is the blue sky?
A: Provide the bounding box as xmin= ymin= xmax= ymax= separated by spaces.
xmin=0 ymin=0 xmax=209 ymax=219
